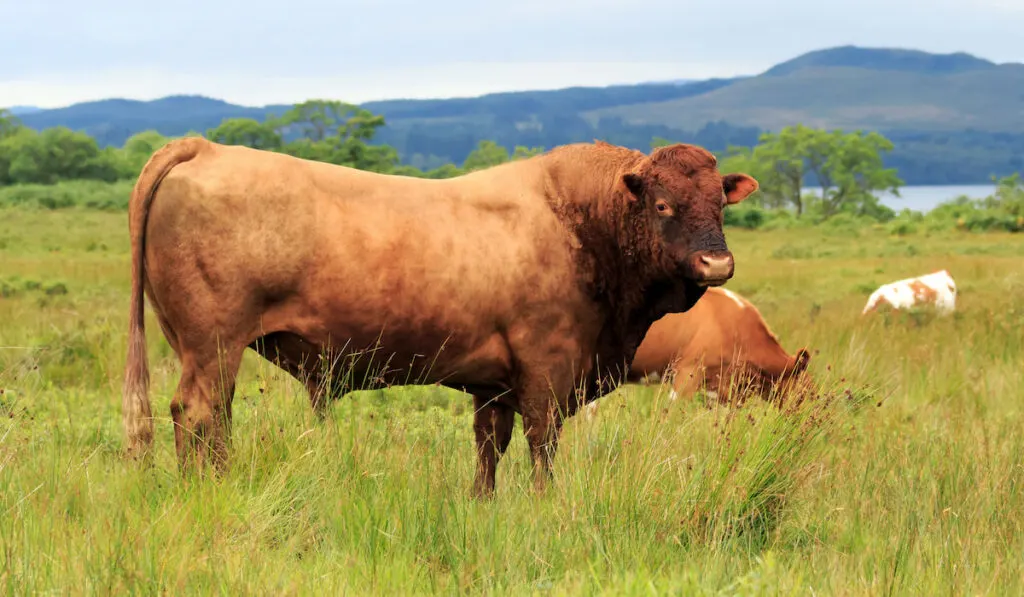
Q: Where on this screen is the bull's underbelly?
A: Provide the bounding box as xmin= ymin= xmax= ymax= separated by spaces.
xmin=251 ymin=308 xmax=516 ymax=392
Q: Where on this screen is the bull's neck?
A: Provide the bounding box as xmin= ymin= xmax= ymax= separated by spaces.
xmin=537 ymin=148 xmax=670 ymax=328
xmin=533 ymin=147 xmax=691 ymax=396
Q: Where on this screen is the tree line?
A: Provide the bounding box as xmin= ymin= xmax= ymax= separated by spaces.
xmin=0 ymin=101 xmax=546 ymax=185
xmin=1 ymin=101 xmax=1021 ymax=230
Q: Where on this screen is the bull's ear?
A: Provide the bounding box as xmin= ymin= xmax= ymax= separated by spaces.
xmin=623 ymin=173 xmax=645 ymax=200
xmin=723 ymin=173 xmax=758 ymax=205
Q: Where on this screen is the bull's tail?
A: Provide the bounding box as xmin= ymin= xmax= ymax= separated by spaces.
xmin=123 ymin=136 xmax=207 ymax=458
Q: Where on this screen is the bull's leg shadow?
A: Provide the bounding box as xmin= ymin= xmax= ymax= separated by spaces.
xmin=303 ymin=368 xmax=359 ymax=420
xmin=303 ymin=347 xmax=399 ymax=420
xmin=248 ymin=332 xmax=356 ymax=421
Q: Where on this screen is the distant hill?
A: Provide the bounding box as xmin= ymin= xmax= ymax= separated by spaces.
xmin=585 ymin=59 xmax=1024 ymax=133
xmin=6 ymin=106 xmax=42 ymax=115
xmin=7 ymin=46 xmax=1024 ymax=184
xmin=637 ymin=78 xmax=697 ymax=86
xmin=11 ymin=78 xmax=750 ymax=170
xmin=761 ymin=45 xmax=999 ymax=77
xmin=14 ymin=96 xmax=293 ymax=147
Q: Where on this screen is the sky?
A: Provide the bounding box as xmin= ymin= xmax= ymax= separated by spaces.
xmin=1 ymin=0 xmax=1022 ymax=109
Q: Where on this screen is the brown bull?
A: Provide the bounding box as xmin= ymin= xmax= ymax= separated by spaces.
xmin=625 ymin=287 xmax=813 ymax=407
xmin=122 ymin=136 xmax=757 ymax=496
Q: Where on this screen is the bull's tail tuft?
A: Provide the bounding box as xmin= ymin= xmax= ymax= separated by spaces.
xmin=122 ymin=317 xmax=153 ymax=458
xmin=122 ymin=136 xmax=206 ymax=458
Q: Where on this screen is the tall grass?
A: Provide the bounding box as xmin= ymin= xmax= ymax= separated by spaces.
xmin=1 ymin=207 xmax=1023 ymax=594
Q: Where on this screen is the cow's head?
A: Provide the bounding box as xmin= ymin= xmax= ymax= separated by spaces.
xmin=622 ymin=143 xmax=758 ymax=309
xmin=773 ymin=347 xmax=817 ymax=406
xmin=730 ymin=347 xmax=816 ymax=408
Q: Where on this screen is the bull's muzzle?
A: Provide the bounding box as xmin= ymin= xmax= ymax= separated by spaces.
xmin=687 ymin=250 xmax=735 ymax=287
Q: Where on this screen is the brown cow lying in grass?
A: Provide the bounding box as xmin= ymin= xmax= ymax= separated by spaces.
xmin=122 ymin=136 xmax=758 ymax=497
xmin=586 ymin=287 xmax=813 ymax=416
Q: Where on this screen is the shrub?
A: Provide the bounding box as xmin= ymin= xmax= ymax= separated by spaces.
xmin=725 ymin=204 xmax=768 ymax=229
xmin=920 ymin=176 xmax=1024 ymax=233
xmin=887 ymin=215 xmax=920 ymax=236
xmin=820 ymin=212 xmax=875 ymax=236
xmin=0 ymin=180 xmax=133 ymax=210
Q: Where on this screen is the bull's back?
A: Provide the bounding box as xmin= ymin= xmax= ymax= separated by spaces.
xmin=143 ymin=141 xmax=584 ymax=374
xmin=149 ymin=140 xmax=557 ymax=280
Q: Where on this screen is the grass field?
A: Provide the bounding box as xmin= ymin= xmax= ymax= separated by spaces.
xmin=1 ymin=207 xmax=1023 ymax=595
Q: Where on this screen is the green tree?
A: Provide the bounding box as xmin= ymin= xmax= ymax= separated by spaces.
xmin=0 ymin=110 xmax=24 ymax=183
xmin=982 ymin=173 xmax=1024 ymax=218
xmin=206 ymin=118 xmax=282 ymax=150
xmin=739 ymin=125 xmax=902 ymax=219
xmin=718 ymin=147 xmax=778 ymax=208
xmin=0 ymin=109 xmax=22 ymax=140
xmin=462 ymin=140 xmax=509 ymax=171
xmin=423 ymin=163 xmax=464 ymax=179
xmin=274 ymin=100 xmax=385 ymax=143
xmin=0 ymin=128 xmax=34 ymax=184
xmin=1 ymin=127 xmax=122 ymax=184
xmin=123 ymin=130 xmax=169 ymax=156
xmin=274 ymin=100 xmax=397 ymax=172
xmin=334 ymin=141 xmax=401 ymax=174
xmin=747 ymin=127 xmax=811 ymax=216
xmin=650 ymin=136 xmax=675 ymax=149
xmin=389 ymin=164 xmax=429 ymax=177
xmin=803 ymin=128 xmax=902 ymax=218
xmin=121 ymin=130 xmax=170 ymax=176
xmin=511 ymin=145 xmax=544 ymax=160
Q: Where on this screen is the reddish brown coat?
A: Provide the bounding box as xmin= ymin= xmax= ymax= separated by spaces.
xmin=626 ymin=287 xmax=812 ymax=406
xmin=121 ymin=137 xmax=757 ymax=496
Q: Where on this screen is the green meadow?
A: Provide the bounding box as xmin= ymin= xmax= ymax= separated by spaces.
xmin=1 ymin=206 xmax=1022 ymax=595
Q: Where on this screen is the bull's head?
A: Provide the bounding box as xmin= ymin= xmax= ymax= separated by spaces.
xmin=622 ymin=143 xmax=758 ymax=310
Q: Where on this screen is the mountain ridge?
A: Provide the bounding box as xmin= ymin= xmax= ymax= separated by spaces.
xmin=761 ymin=45 xmax=1001 ymax=76
xmin=5 ymin=106 xmax=43 ymax=115
xmin=585 ymin=63 xmax=1024 ymax=133
xmin=4 ymin=46 xmax=1023 ymax=184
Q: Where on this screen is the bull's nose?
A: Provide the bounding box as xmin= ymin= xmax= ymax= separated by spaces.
xmin=689 ymin=252 xmax=735 ymax=286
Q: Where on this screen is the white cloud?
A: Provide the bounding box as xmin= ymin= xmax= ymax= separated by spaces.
xmin=1 ymin=0 xmax=1021 ymax=107
xmin=979 ymin=0 xmax=1024 ymax=11
xmin=0 ymin=60 xmax=762 ymax=108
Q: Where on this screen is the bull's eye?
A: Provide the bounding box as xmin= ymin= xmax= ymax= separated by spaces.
xmin=655 ymin=200 xmax=671 ymax=214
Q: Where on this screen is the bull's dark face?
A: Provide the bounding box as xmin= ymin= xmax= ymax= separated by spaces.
xmin=622 ymin=144 xmax=758 ymax=309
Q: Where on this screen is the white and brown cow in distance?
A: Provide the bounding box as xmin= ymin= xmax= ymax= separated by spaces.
xmin=861 ymin=270 xmax=957 ymax=316
xmin=121 ymin=136 xmax=759 ymax=497
xmin=585 ymin=287 xmax=813 ymax=417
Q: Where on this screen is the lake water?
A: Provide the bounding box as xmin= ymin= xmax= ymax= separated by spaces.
xmin=800 ymin=184 xmax=997 ymax=214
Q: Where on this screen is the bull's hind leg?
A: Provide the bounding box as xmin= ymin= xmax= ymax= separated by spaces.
xmin=471 ymin=393 xmax=516 ymax=498
xmin=171 ymin=340 xmax=244 ymax=475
